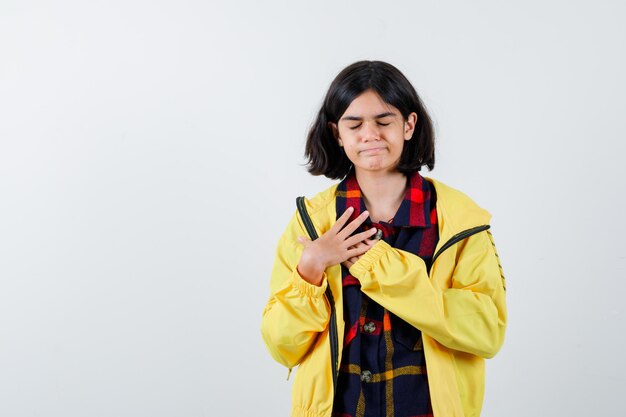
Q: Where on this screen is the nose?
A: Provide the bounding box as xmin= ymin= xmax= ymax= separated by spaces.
xmin=360 ymin=121 xmax=381 ymax=141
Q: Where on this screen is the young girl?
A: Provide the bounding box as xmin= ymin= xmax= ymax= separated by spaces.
xmin=261 ymin=61 xmax=507 ymax=417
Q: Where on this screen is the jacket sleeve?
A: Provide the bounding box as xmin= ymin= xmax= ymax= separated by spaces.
xmin=349 ymin=229 xmax=507 ymax=358
xmin=260 ymin=211 xmax=331 ymax=369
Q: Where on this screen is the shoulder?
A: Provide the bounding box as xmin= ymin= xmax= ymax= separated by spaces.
xmin=424 ymin=176 xmax=492 ymax=229
xmin=302 ymin=183 xmax=339 ymax=216
xmin=278 ymin=182 xmax=339 ymax=245
xmin=426 ymin=177 xmax=482 ymax=210
xmin=300 ymin=182 xmax=339 ymax=233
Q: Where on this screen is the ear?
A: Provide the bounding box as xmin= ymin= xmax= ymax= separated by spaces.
xmin=404 ymin=112 xmax=418 ymax=140
xmin=328 ymin=121 xmax=342 ymax=146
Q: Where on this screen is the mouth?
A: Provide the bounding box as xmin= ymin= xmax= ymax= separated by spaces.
xmin=360 ymin=146 xmax=387 ymax=154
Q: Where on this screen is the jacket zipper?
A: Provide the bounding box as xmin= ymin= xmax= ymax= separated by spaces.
xmin=431 ymin=225 xmax=491 ymax=264
xmin=286 ymin=289 xmax=339 ymax=391
xmin=295 ymin=197 xmax=339 ymax=392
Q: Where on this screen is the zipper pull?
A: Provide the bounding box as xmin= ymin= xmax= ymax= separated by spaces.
xmin=286 ymin=367 xmax=292 ymax=381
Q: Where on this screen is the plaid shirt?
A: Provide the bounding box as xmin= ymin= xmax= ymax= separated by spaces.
xmin=331 ymin=169 xmax=439 ymax=417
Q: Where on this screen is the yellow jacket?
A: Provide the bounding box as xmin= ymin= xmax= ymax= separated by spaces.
xmin=261 ymin=177 xmax=507 ymax=417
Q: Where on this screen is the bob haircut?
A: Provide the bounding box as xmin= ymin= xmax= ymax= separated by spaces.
xmin=305 ymin=60 xmax=435 ymax=180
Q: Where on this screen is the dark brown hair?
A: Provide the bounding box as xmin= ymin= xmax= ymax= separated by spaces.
xmin=304 ymin=60 xmax=435 ymax=179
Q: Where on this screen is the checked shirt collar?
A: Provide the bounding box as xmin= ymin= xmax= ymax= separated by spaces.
xmin=336 ymin=168 xmax=435 ymax=229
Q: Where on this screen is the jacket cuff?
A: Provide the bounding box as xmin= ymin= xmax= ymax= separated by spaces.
xmin=349 ymin=240 xmax=392 ymax=277
xmin=291 ymin=268 xmax=328 ymax=297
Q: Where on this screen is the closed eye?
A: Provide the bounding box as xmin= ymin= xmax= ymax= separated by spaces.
xmin=349 ymin=122 xmax=391 ymax=130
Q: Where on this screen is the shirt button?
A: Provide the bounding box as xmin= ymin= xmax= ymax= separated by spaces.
xmin=362 ymin=321 xmax=376 ymax=334
xmin=360 ymin=370 xmax=372 ymax=383
xmin=374 ymin=229 xmax=383 ymax=240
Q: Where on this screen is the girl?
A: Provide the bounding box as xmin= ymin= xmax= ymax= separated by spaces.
xmin=261 ymin=61 xmax=507 ymax=417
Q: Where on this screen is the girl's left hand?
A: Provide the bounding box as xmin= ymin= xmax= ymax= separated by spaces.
xmin=342 ymin=237 xmax=379 ymax=269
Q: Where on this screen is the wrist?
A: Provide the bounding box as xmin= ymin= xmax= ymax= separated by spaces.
xmin=297 ymin=254 xmax=326 ymax=286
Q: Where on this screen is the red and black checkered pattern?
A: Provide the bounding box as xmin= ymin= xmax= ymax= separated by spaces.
xmin=332 ymin=169 xmax=439 ymax=417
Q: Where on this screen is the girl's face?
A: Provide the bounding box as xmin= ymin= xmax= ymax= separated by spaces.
xmin=330 ymin=90 xmax=417 ymax=175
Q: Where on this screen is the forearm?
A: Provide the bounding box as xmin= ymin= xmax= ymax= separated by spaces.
xmin=261 ymin=252 xmax=331 ymax=368
xmin=349 ymin=238 xmax=506 ymax=358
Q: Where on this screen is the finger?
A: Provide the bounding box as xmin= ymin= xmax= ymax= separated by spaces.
xmin=337 ymin=210 xmax=370 ymax=239
xmin=365 ymin=238 xmax=378 ymax=246
xmin=329 ymin=206 xmax=355 ymax=233
xmin=347 ymin=244 xmax=372 ymax=258
xmin=345 ymin=227 xmax=378 ymax=247
xmin=352 ymin=239 xmax=376 ymax=250
xmin=342 ymin=260 xmax=352 ymax=269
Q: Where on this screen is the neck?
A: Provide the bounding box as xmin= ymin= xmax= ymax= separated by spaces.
xmin=355 ymin=168 xmax=408 ymax=222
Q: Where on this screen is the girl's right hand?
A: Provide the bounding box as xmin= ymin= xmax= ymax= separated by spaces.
xmin=296 ymin=207 xmax=378 ymax=286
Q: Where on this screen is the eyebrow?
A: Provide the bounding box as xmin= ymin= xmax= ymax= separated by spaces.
xmin=340 ymin=112 xmax=396 ymax=122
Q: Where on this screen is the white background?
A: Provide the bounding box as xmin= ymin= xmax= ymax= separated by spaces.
xmin=1 ymin=0 xmax=625 ymax=416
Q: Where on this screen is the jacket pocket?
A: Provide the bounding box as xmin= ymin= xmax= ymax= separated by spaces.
xmin=391 ymin=313 xmax=423 ymax=351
